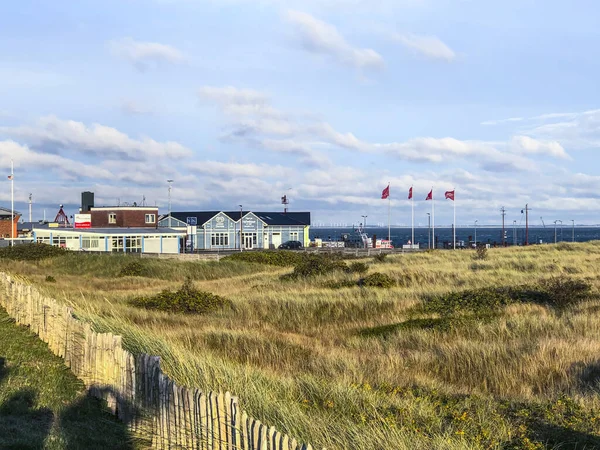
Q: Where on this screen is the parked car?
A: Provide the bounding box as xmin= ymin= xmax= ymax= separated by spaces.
xmin=278 ymin=240 xmax=303 ymax=250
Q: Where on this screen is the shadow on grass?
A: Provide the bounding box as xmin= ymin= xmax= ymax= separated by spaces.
xmin=569 ymin=359 xmax=600 ymax=393
xmin=525 ymin=422 xmax=600 ymax=449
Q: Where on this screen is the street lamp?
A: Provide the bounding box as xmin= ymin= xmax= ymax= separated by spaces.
xmin=572 ymin=220 xmax=575 ymax=243
xmin=361 ymin=215 xmax=367 ymax=229
xmin=558 ymin=220 xmax=563 ymax=242
xmin=239 ymin=205 xmax=243 ymax=252
xmin=427 ymin=213 xmax=431 ymax=249
xmin=513 ymin=220 xmax=517 ymax=246
xmin=167 ymin=179 xmax=174 ymax=216
xmin=554 ymin=220 xmax=562 ymax=244
xmin=474 ymin=220 xmax=478 ymax=248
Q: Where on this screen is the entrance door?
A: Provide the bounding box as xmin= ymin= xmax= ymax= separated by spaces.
xmin=271 ymin=233 xmax=282 ymax=248
xmin=244 ymin=234 xmax=254 ymax=249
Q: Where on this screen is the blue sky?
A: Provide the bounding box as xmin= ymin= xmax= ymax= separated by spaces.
xmin=2 ymin=0 xmax=600 ymax=226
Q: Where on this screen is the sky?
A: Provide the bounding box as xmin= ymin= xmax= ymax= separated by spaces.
xmin=2 ymin=0 xmax=600 ymax=227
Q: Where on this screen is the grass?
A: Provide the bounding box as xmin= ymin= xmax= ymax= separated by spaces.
xmin=2 ymin=244 xmax=600 ymax=449
xmin=0 ymin=308 xmax=147 ymax=449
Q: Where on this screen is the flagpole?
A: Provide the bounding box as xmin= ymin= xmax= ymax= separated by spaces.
xmin=411 ymin=186 xmax=414 ymax=249
xmin=453 ymin=188 xmax=456 ymax=250
xmin=388 ymin=182 xmax=391 ymax=243
xmin=432 ymin=188 xmax=435 ymax=250
xmin=10 ymin=159 xmax=14 ymax=247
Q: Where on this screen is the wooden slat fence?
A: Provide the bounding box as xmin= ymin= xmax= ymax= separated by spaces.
xmin=0 ymin=272 xmax=315 ymax=450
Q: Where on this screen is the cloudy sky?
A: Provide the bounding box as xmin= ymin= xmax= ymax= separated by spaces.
xmin=2 ymin=0 xmax=600 ymax=227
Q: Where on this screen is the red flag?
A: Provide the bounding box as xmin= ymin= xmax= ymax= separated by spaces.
xmin=7 ymin=175 xmax=13 ymax=180
xmin=445 ymin=190 xmax=455 ymax=201
xmin=408 ymin=187 xmax=413 ymax=200
xmin=425 ymin=189 xmax=432 ymax=201
xmin=381 ymin=185 xmax=390 ymax=199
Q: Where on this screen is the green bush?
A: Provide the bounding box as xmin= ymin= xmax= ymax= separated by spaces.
xmin=361 ymin=272 xmax=395 ymax=288
xmin=288 ymin=255 xmax=349 ymax=279
xmin=223 ymin=251 xmax=306 ymax=266
xmin=474 ymin=244 xmax=488 ymax=260
xmin=323 ymin=278 xmax=358 ymax=289
xmin=423 ymin=277 xmax=592 ymax=317
xmin=372 ymin=253 xmax=388 ymax=263
xmin=118 ymin=260 xmax=150 ymax=277
xmin=44 ymin=275 xmax=56 ymax=283
xmin=129 ymin=277 xmax=229 ymax=314
xmin=348 ymin=262 xmax=369 ymax=275
xmin=0 ymin=243 xmax=67 ymax=261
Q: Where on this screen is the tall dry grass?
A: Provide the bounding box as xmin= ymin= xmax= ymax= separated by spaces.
xmin=2 ymin=243 xmax=600 ymax=449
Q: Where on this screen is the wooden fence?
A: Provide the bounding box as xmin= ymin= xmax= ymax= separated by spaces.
xmin=0 ymin=272 xmax=314 ymax=450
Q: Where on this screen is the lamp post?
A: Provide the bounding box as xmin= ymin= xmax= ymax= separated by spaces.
xmin=474 ymin=220 xmax=478 ymax=248
xmin=239 ymin=204 xmax=243 ymax=252
xmin=361 ymin=215 xmax=367 ymax=229
xmin=427 ymin=213 xmax=431 ymax=249
xmin=554 ymin=220 xmax=562 ymax=244
xmin=558 ymin=220 xmax=563 ymax=242
xmin=167 ymin=179 xmax=174 ymax=217
xmin=572 ymin=220 xmax=575 ymax=243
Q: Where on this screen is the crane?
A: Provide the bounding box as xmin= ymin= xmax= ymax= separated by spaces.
xmin=540 ymin=217 xmax=546 ymax=228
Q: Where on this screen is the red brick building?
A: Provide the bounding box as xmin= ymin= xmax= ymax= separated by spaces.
xmin=0 ymin=207 xmax=21 ymax=239
xmin=89 ymin=206 xmax=159 ymax=228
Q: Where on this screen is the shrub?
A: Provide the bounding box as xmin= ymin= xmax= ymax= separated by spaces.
xmin=223 ymin=251 xmax=306 ymax=267
xmin=129 ymin=277 xmax=229 ymax=314
xmin=537 ymin=277 xmax=592 ymax=310
xmin=0 ymin=243 xmax=67 ymax=261
xmin=119 ymin=260 xmax=150 ymax=277
xmin=372 ymin=253 xmax=388 ymax=263
xmin=361 ymin=272 xmax=395 ymax=288
xmin=323 ymin=279 xmax=358 ymax=289
xmin=474 ymin=244 xmax=488 ymax=260
xmin=45 ymin=275 xmax=56 ymax=283
xmin=288 ymin=255 xmax=348 ymax=279
xmin=348 ymin=262 xmax=369 ymax=275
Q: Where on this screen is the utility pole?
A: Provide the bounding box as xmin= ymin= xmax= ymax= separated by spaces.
xmin=513 ymin=220 xmax=517 ymax=246
xmin=501 ymin=207 xmax=506 ymax=246
xmin=361 ymin=215 xmax=367 ymax=228
xmin=572 ymin=220 xmax=575 ymax=243
xmin=554 ymin=220 xmax=558 ymax=244
xmin=474 ymin=220 xmax=478 ymax=248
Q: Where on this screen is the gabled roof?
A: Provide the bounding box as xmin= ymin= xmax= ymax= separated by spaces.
xmin=166 ymin=211 xmax=311 ymax=227
xmin=0 ymin=207 xmax=21 ymax=218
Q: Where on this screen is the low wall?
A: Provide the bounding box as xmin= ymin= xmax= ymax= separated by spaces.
xmin=0 ymin=272 xmax=314 ymax=450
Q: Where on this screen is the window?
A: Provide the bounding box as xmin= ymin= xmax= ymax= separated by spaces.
xmin=81 ymin=238 xmax=100 ymax=250
xmin=108 ymin=213 xmax=117 ymax=224
xmin=52 ymin=236 xmax=66 ymax=247
xmin=211 ymin=233 xmax=229 ymax=246
xmin=125 ymin=236 xmax=142 ymax=253
xmin=290 ymin=232 xmax=299 ymax=241
xmin=145 ymin=214 xmax=156 ymax=224
xmin=111 ymin=237 xmax=124 ymax=252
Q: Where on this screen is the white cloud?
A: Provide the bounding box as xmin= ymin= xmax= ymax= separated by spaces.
xmin=108 ymin=37 xmax=186 ymax=69
xmin=391 ymin=32 xmax=456 ymax=62
xmin=510 ymin=136 xmax=569 ymax=159
xmin=188 ymin=160 xmax=291 ymax=178
xmin=0 ymin=116 xmax=192 ymax=160
xmin=286 ymin=10 xmax=384 ymax=69
xmin=120 ymin=99 xmax=153 ymax=115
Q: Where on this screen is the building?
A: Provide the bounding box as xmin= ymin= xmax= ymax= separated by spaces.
xmin=33 ymin=226 xmax=184 ymax=254
xmin=80 ymin=192 xmax=158 ymax=228
xmin=159 ymin=211 xmax=311 ymax=251
xmin=0 ymin=207 xmax=21 ymax=239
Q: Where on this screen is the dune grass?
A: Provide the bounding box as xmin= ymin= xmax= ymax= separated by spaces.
xmin=0 ymin=309 xmax=148 ymax=449
xmin=2 ymin=244 xmax=600 ymax=449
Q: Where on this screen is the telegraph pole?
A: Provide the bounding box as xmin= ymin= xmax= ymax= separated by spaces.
xmin=501 ymin=206 xmax=506 ymax=246
xmin=28 ymin=194 xmax=32 ymax=224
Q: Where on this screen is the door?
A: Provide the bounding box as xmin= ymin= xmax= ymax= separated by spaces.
xmin=271 ymin=233 xmax=281 ymax=248
xmin=244 ymin=234 xmax=254 ymax=250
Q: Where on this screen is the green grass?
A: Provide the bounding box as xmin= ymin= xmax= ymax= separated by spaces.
xmin=4 ymin=244 xmax=600 ymax=448
xmin=0 ymin=308 xmax=148 ymax=449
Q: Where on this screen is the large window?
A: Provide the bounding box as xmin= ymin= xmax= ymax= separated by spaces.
xmin=211 ymin=233 xmax=229 ymax=246
xmin=82 ymin=237 xmax=100 ymax=250
xmin=108 ymin=213 xmax=117 ymax=224
xmin=145 ymin=214 xmax=156 ymax=224
xmin=290 ymin=232 xmax=299 ymax=241
xmin=125 ymin=236 xmax=142 ymax=253
xmin=52 ymin=236 xmax=66 ymax=247
xmin=111 ymin=236 xmax=124 ymax=252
